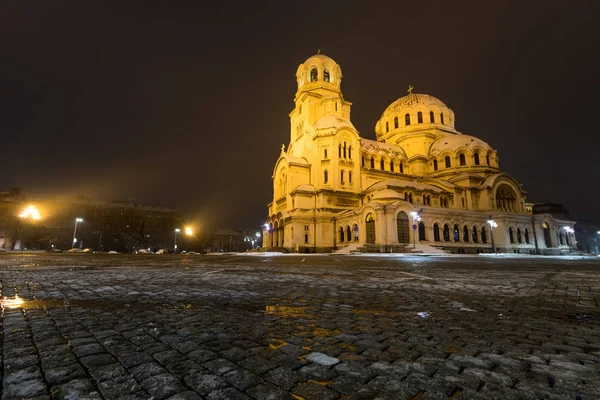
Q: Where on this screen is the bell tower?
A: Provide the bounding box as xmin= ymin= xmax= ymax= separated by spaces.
xmin=288 ymin=52 xmax=352 ymax=158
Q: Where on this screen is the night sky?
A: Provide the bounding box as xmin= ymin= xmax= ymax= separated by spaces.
xmin=1 ymin=1 xmax=599 ymax=230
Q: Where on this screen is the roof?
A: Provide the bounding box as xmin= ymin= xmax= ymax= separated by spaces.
xmin=314 ymin=115 xmax=355 ymax=131
xmin=381 ymin=93 xmax=449 ymax=117
xmin=429 ymin=134 xmax=492 ymax=155
xmin=361 ymin=138 xmax=407 ymax=158
xmin=367 ymin=178 xmax=446 ymax=194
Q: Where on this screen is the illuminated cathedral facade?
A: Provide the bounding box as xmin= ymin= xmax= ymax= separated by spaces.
xmin=264 ymin=53 xmax=575 ymax=254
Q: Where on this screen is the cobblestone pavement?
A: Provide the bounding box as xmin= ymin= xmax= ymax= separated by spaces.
xmin=1 ymin=253 xmax=600 ymax=400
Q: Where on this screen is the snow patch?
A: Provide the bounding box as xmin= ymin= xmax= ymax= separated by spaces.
xmin=306 ymin=352 xmax=340 ymax=366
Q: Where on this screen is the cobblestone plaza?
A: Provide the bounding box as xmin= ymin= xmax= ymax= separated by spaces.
xmin=1 ymin=253 xmax=599 ymax=399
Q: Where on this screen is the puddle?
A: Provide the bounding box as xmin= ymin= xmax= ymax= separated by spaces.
xmin=0 ymin=296 xmax=209 ymax=312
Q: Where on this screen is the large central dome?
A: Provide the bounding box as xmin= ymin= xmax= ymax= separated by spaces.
xmin=375 ymin=92 xmax=456 ymax=138
xmin=383 ymin=93 xmax=449 ymax=114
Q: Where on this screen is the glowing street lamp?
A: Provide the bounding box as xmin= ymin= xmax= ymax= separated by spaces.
xmin=174 ymin=228 xmax=181 ymax=253
xmin=487 ymin=217 xmax=498 ymax=254
xmin=185 ymin=226 xmax=193 ymax=236
xmin=72 ymin=218 xmax=83 ymax=248
xmin=19 ymin=205 xmax=41 ymax=220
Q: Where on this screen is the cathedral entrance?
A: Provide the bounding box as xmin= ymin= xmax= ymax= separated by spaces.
xmin=396 ymin=212 xmax=410 ymax=244
xmin=366 ymin=213 xmax=376 ymax=244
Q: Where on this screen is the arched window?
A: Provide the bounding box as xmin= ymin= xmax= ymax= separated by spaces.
xmin=346 ymin=226 xmax=351 ymax=242
xmin=418 ymin=222 xmax=426 ymax=241
xmin=443 ymin=224 xmax=450 ymax=241
xmin=524 ymin=228 xmax=530 ymax=244
xmin=474 ymin=153 xmax=480 ymax=165
xmin=495 ymin=184 xmax=518 ymax=212
xmin=348 ymin=145 xmax=352 ymax=159
xmin=340 ymin=170 xmax=345 ymax=183
xmin=362 ymin=156 xmax=365 ymax=167
xmin=324 ymin=149 xmax=328 ymax=159
xmin=517 ymin=228 xmax=522 ymax=244
xmin=417 ymin=112 xmax=423 ymax=124
xmin=405 ymin=113 xmax=411 ymax=126
xmin=310 ymin=68 xmax=318 ymax=82
xmin=472 ymin=226 xmax=478 ymax=243
xmin=440 ymin=113 xmax=445 ymax=124
xmin=509 ymin=227 xmax=515 ymax=243
xmin=339 ymin=226 xmax=345 ymax=242
xmin=463 ymin=226 xmax=469 ymax=242
xmin=459 ymin=154 xmax=466 ymax=166
xmin=394 ymin=116 xmax=398 ymax=129
xmin=400 ymin=163 xmax=404 ymax=173
xmin=304 ymin=233 xmax=309 ymax=244
xmin=390 ymin=161 xmax=394 ymax=172
xmin=429 ymin=111 xmax=434 ymax=123
xmin=486 ymin=154 xmax=490 ymax=165
xmin=324 ymin=68 xmax=330 ymax=82
xmin=481 ymin=226 xmax=488 ymax=243
xmin=343 ymin=142 xmax=347 ymax=158
xmin=559 ymin=231 xmax=564 ymax=245
xmin=433 ymin=223 xmax=441 ymax=241
xmin=370 ymin=158 xmax=375 ymax=168
xmin=349 ymin=171 xmax=353 ymax=183
xmin=386 ymin=121 xmax=389 ymax=133
xmin=433 ymin=159 xmax=438 ymax=171
xmin=324 ymin=170 xmax=328 ymax=183
xmin=445 ymin=156 xmax=451 ymax=168
xmin=380 ymin=159 xmax=385 ymax=170
xmin=453 ymin=224 xmax=460 ymax=242
xmin=338 ymin=144 xmax=342 ymax=157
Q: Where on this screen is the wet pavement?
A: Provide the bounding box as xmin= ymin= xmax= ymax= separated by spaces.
xmin=1 ymin=253 xmax=600 ymax=400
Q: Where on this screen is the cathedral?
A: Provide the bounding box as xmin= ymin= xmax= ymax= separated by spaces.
xmin=263 ymin=53 xmax=575 ymax=254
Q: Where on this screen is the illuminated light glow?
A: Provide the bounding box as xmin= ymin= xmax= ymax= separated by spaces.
xmin=174 ymin=244 xmax=178 ymax=249
xmin=563 ymin=227 xmax=575 ymax=234
xmin=175 ymin=228 xmax=181 ymax=233
xmin=19 ymin=205 xmax=41 ymax=220
xmin=410 ymin=211 xmax=421 ymax=222
xmin=185 ymin=227 xmax=193 ymax=235
xmin=1 ymin=296 xmax=24 ymax=309
xmin=76 ymin=218 xmax=83 ymax=222
xmin=256 ymin=232 xmax=261 ymax=237
xmin=264 ymin=223 xmax=270 ymax=230
xmin=73 ymin=238 xmax=77 ymax=243
xmin=487 ymin=219 xmax=498 ymax=228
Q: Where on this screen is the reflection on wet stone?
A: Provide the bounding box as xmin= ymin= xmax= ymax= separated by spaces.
xmin=0 ymin=254 xmax=600 ymax=399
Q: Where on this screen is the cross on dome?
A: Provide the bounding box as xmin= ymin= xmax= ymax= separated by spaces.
xmin=407 ymin=85 xmax=414 ymax=95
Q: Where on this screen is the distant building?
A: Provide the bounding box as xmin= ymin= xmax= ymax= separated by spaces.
xmin=264 ymin=53 xmax=576 ymax=254
xmin=0 ymin=189 xmax=182 ymax=252
xmin=573 ymin=220 xmax=600 ymax=254
xmin=212 ymin=229 xmax=260 ymax=252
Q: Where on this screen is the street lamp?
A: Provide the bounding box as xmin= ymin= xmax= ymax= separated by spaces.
xmin=487 ymin=217 xmax=498 ymax=254
xmin=174 ymin=228 xmax=181 ymax=253
xmin=72 ymin=218 xmax=83 ymax=248
xmin=410 ymin=210 xmax=422 ymax=250
xmin=185 ymin=226 xmax=193 ymax=236
xmin=19 ymin=205 xmax=41 ymax=220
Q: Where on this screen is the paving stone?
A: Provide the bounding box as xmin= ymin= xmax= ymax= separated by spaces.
xmin=183 ymin=372 xmax=229 ymax=396
xmin=44 ymin=364 xmax=87 ymax=385
xmin=140 ymin=374 xmax=187 ymax=399
xmin=203 ymin=358 xmax=239 ymax=375
xmin=223 ymin=368 xmax=262 ymax=390
xmin=188 ymin=349 xmax=218 ymax=363
xmin=165 ymin=391 xmax=203 ymax=400
xmin=3 ymin=366 xmax=43 ymax=386
xmin=2 ymin=378 xmax=47 ymax=399
xmin=206 ymin=387 xmax=252 ymax=400
xmin=264 ymin=366 xmax=305 ymax=391
xmin=98 ymin=376 xmax=142 ymax=398
xmin=246 ymin=382 xmax=292 ymax=400
xmin=80 ymin=353 xmax=116 ymax=368
xmin=50 ymin=378 xmax=100 ymax=399
xmin=130 ymin=362 xmax=168 ymax=381
xmin=88 ymin=363 xmax=127 ymax=382
xmin=239 ymin=355 xmax=278 ymax=375
xmin=291 ymin=381 xmax=340 ymax=400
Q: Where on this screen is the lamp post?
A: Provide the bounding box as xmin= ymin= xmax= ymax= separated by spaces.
xmin=410 ymin=210 xmax=422 ymax=250
xmin=487 ymin=217 xmax=498 ymax=254
xmin=174 ymin=228 xmax=181 ymax=254
xmin=72 ymin=218 xmax=83 ymax=248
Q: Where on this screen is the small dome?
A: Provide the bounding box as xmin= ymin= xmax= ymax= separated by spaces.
xmin=296 ymin=52 xmax=342 ymax=90
xmin=429 ymin=134 xmax=492 ymax=156
xmin=314 ymin=115 xmax=355 ymax=130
